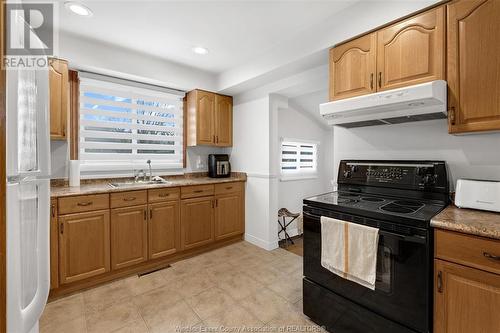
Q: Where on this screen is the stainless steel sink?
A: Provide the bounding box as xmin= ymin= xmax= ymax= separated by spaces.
xmin=109 ymin=179 xmax=169 ymax=188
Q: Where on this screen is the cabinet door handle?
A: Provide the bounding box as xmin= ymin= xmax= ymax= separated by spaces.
xmin=378 ymin=72 xmax=382 ymax=88
xmin=60 ymin=222 xmax=64 ymax=234
xmin=215 ymin=199 xmax=218 ymax=208
xmin=437 ymin=271 xmax=443 ymax=293
xmin=449 ymin=106 xmax=456 ymax=125
xmin=150 ymin=209 xmax=153 ymax=220
xmin=213 ymin=135 xmax=216 ymax=143
xmin=370 ymin=73 xmax=374 ymax=90
xmin=77 ymin=201 xmax=93 ymax=207
xmin=51 ymin=204 xmax=56 ymax=218
xmin=143 ymin=209 xmax=147 ymax=221
xmin=216 ymin=136 xmax=219 ymax=144
xmin=123 ymin=197 xmax=136 ymax=202
xmin=483 ymin=252 xmax=500 ymax=261
xmin=211 ymin=200 xmax=215 ymax=208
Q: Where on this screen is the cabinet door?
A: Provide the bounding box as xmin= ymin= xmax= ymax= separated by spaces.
xmin=447 ymin=0 xmax=500 ymax=133
xmin=215 ymin=94 xmax=233 ymax=147
xmin=149 ymin=201 xmax=180 ymax=259
xmin=111 ymin=205 xmax=148 ymax=270
xmin=215 ymin=193 xmax=243 ymax=240
xmin=181 ymin=197 xmax=214 ymax=250
xmin=434 ymin=259 xmax=500 ymax=333
xmin=49 ymin=58 xmax=68 ymax=140
xmin=330 ymin=33 xmax=377 ymax=101
xmin=197 ymin=90 xmax=216 ymax=145
xmin=59 ymin=210 xmax=110 ymax=284
xmin=50 ymin=199 xmax=59 ymax=289
xmin=377 ymin=7 xmax=445 ymax=91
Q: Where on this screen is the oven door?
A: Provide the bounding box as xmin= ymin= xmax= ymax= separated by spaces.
xmin=303 ymin=207 xmax=431 ymax=333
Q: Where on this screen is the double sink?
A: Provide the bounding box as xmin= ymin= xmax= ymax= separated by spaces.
xmin=109 ymin=177 xmax=169 ymax=189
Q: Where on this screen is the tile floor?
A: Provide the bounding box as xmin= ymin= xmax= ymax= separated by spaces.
xmin=40 ymin=241 xmax=324 ymax=333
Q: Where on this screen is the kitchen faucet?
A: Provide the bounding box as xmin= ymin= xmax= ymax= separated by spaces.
xmin=147 ymin=160 xmax=152 ymax=182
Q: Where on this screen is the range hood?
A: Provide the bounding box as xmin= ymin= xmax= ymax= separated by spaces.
xmin=320 ymin=80 xmax=447 ymax=128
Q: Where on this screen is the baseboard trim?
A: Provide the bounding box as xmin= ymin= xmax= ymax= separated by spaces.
xmin=244 ymin=233 xmax=279 ymax=251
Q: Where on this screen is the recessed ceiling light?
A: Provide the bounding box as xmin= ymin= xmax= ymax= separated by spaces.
xmin=64 ymin=1 xmax=93 ymax=17
xmin=192 ymin=46 xmax=209 ymax=55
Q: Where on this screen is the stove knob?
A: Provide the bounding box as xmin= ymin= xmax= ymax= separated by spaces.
xmin=350 ymin=165 xmax=359 ymax=173
xmin=423 ymin=174 xmax=436 ymax=186
xmin=343 ymin=170 xmax=352 ymax=178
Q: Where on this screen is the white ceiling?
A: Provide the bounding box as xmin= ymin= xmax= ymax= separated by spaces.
xmin=58 ymin=0 xmax=355 ymax=73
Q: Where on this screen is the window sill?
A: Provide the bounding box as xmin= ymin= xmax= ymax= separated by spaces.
xmin=280 ymin=174 xmax=318 ymax=182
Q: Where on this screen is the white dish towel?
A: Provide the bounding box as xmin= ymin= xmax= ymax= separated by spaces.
xmin=321 ymin=216 xmax=379 ymax=290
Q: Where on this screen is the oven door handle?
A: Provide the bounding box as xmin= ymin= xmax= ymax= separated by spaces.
xmin=379 ymin=230 xmax=427 ymax=244
xmin=303 ymin=212 xmax=427 ymax=245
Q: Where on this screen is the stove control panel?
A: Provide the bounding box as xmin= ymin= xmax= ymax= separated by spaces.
xmin=338 ymin=160 xmax=448 ymax=193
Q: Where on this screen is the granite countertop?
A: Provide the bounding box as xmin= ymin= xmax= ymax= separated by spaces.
xmin=431 ymin=204 xmax=500 ymax=240
xmin=51 ymin=172 xmax=247 ymax=198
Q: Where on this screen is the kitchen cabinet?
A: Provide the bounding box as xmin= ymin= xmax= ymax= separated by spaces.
xmin=329 ymin=33 xmax=377 ymax=101
xmin=447 ymin=0 xmax=500 ymax=134
xmin=50 ymin=199 xmax=59 ymax=290
xmin=434 ymin=259 xmax=500 ymax=333
xmin=377 ymin=7 xmax=445 ymax=91
xmin=59 ymin=210 xmax=110 ymax=284
xmin=148 ymin=201 xmax=180 ymax=259
xmin=215 ymin=193 xmax=243 ymax=240
xmin=186 ymin=89 xmax=233 ymax=147
xmin=181 ymin=196 xmax=215 ymax=250
xmin=49 ymin=58 xmax=69 ymax=140
xmin=434 ymin=229 xmax=500 ymax=333
xmin=110 ymin=205 xmax=148 ymax=270
xmin=329 ymin=6 xmax=445 ymax=101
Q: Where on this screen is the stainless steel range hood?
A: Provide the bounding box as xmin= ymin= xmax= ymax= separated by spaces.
xmin=320 ymin=80 xmax=447 ymax=128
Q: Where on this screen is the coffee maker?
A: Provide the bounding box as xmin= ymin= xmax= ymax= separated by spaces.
xmin=208 ymin=154 xmax=231 ymax=178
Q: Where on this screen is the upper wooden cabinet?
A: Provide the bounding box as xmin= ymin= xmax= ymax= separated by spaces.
xmin=49 ymin=58 xmax=69 ymax=140
xmin=329 ymin=7 xmax=445 ymax=100
xmin=377 ymin=7 xmax=445 ymax=91
xmin=186 ymin=89 xmax=233 ymax=147
xmin=447 ymin=0 xmax=500 ymax=134
xmin=59 ymin=210 xmax=110 ymax=284
xmin=330 ymin=33 xmax=377 ymax=101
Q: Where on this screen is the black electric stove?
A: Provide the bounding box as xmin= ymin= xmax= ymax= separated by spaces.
xmin=303 ymin=160 xmax=449 ymax=333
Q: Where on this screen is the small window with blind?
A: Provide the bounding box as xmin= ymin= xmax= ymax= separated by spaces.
xmin=78 ymin=73 xmax=185 ymax=174
xmin=280 ymin=138 xmax=318 ymax=181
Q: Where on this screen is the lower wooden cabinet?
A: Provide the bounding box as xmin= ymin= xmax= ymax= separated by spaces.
xmin=215 ymin=193 xmax=243 ymax=240
xmin=181 ymin=197 xmax=215 ymax=250
xmin=59 ymin=210 xmax=110 ymax=284
xmin=148 ymin=201 xmax=180 ymax=259
xmin=111 ymin=205 xmax=148 ymax=270
xmin=434 ymin=259 xmax=500 ymax=333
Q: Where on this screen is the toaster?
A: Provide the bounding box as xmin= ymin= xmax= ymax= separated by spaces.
xmin=208 ymin=154 xmax=231 ymax=178
xmin=455 ymin=179 xmax=500 ymax=213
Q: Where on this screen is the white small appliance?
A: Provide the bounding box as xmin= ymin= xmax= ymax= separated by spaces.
xmin=455 ymin=179 xmax=500 ymax=213
xmin=6 ymin=13 xmax=51 ymax=333
xmin=320 ymin=80 xmax=447 ymax=128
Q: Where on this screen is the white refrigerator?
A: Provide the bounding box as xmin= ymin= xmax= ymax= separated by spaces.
xmin=5 ymin=17 xmax=51 ymax=333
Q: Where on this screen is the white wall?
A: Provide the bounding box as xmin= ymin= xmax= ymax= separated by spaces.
xmin=333 ymin=120 xmax=500 ymax=190
xmin=277 ymin=105 xmax=334 ymax=237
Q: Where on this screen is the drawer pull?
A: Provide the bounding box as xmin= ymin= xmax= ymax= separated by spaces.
xmin=194 ymin=190 xmax=204 ymax=193
xmin=483 ymin=252 xmax=500 ymax=261
xmin=123 ymin=197 xmax=136 ymax=202
xmin=226 ymin=186 xmax=233 ymax=190
xmin=77 ymin=201 xmax=93 ymax=207
xmin=158 ymin=193 xmax=170 ymax=198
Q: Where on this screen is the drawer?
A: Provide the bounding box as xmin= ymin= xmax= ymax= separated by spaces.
xmin=215 ymin=182 xmax=243 ymax=195
xmin=58 ymin=194 xmax=109 ymax=215
xmin=181 ymin=184 xmax=214 ymax=199
xmin=110 ymin=190 xmax=148 ymax=208
xmin=435 ymin=229 xmax=500 ymax=275
xmin=148 ymin=187 xmax=180 ymax=203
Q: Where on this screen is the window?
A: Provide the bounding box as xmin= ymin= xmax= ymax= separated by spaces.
xmin=78 ymin=73 xmax=185 ymax=173
xmin=280 ymin=138 xmax=318 ymax=180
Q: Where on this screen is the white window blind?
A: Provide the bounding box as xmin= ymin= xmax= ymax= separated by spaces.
xmin=79 ymin=73 xmax=185 ymax=172
xmin=280 ymin=139 xmax=318 ymax=180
